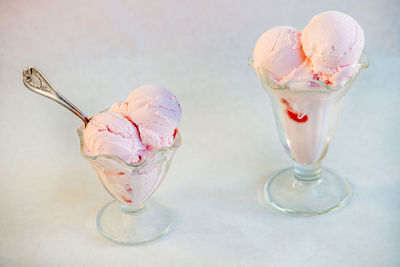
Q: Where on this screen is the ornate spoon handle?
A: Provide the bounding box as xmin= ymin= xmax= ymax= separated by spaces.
xmin=23 ymin=66 xmax=90 ymax=126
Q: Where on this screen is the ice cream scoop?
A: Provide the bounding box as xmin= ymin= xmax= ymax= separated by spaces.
xmin=252 ymin=11 xmax=365 ymax=88
xmin=83 ymin=111 xmax=146 ymax=164
xmin=111 ymin=85 xmax=182 ymax=149
xmin=301 ymin=11 xmax=365 ymax=87
xmin=253 ymin=26 xmax=312 ymax=83
xmin=302 ymin=11 xmax=364 ymax=72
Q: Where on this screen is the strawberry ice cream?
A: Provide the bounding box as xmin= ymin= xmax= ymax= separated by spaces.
xmin=253 ymin=26 xmax=313 ymax=84
xmin=253 ymin=11 xmax=364 ymax=88
xmin=251 ymin=11 xmax=367 ymax=215
xmin=83 ymin=111 xmax=146 ymax=164
xmin=301 ymin=11 xmax=365 ymax=87
xmin=110 ymin=85 xmax=182 ymax=149
xmin=81 ymin=85 xmax=182 ymax=206
xmin=270 ymin=87 xmax=348 ymax=165
xmin=252 ymin=11 xmax=365 ymax=165
xmin=83 ymin=142 xmax=176 ymax=206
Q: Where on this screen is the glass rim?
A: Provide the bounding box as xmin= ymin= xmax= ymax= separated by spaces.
xmin=249 ymin=50 xmax=369 ymax=92
xmin=77 ymin=123 xmax=181 ymax=168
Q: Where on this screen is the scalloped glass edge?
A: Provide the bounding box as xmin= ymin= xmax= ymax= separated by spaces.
xmin=248 ymin=51 xmax=369 ymax=92
xmin=77 ymin=123 xmax=181 ymax=168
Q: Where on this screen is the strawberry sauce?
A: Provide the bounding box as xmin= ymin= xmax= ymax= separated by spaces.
xmin=280 ymin=98 xmax=308 ymax=123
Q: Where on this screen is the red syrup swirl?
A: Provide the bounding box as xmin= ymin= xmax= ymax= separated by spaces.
xmin=280 ymin=98 xmax=308 ymax=123
xmin=126 ymin=184 xmax=133 ymax=192
xmin=120 ymin=195 xmax=133 ymax=203
xmin=103 ymin=171 xmax=125 ymax=176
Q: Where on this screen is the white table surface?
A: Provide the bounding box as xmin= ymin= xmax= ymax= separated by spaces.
xmin=1 ymin=0 xmax=399 ymax=266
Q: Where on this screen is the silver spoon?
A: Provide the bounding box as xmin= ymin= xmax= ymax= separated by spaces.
xmin=22 ymin=66 xmax=90 ymax=126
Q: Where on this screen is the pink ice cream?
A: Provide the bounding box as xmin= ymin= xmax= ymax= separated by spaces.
xmin=252 ymin=11 xmax=365 ymax=165
xmin=84 ymin=85 xmax=181 ymax=163
xmin=82 ymin=85 xmax=181 ymax=206
xmin=253 ymin=26 xmax=313 ymax=83
xmin=301 ymin=11 xmax=365 ymax=87
xmin=253 ymin=11 xmax=364 ymax=87
xmin=83 ymin=111 xmax=146 ymax=164
xmin=110 ymin=85 xmax=182 ymax=149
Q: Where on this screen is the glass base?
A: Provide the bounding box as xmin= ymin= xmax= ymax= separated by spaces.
xmin=265 ymin=167 xmax=351 ymax=216
xmin=96 ymin=199 xmax=173 ymax=245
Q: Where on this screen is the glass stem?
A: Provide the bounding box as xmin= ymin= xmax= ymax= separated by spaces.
xmin=294 ymin=162 xmax=322 ymax=182
xmin=121 ymin=202 xmax=145 ymax=214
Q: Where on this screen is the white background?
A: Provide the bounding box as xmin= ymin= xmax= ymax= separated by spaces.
xmin=0 ymin=0 xmax=399 ymax=266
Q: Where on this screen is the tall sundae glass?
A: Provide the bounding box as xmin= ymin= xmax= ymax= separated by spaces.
xmin=250 ymin=53 xmax=368 ymax=216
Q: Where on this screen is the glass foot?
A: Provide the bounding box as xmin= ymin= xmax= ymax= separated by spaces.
xmin=265 ymin=167 xmax=351 ymax=216
xmin=96 ymin=199 xmax=173 ymax=245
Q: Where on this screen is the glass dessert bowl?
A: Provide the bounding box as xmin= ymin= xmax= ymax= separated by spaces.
xmin=250 ymin=52 xmax=369 ymax=216
xmin=78 ymin=124 xmax=181 ymax=245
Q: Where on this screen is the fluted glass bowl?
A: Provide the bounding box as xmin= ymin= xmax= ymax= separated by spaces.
xmin=77 ymin=122 xmax=181 ymax=245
